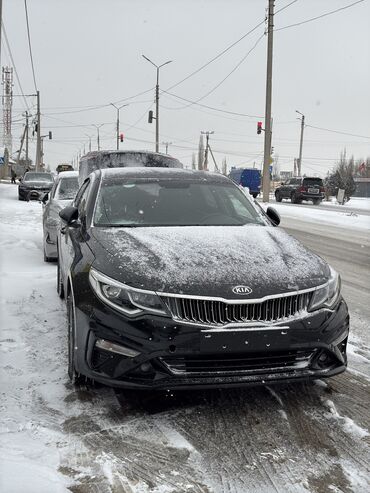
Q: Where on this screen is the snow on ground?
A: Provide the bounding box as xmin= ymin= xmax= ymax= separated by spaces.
xmin=323 ymin=197 xmax=370 ymax=211
xmin=262 ymin=201 xmax=370 ymax=231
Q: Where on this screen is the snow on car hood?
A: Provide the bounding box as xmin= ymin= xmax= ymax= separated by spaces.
xmin=91 ymin=225 xmax=330 ymax=298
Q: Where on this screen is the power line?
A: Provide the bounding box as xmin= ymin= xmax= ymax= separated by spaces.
xmin=162 ymin=91 xmax=262 ymax=118
xmin=275 ymin=0 xmax=364 ymax=32
xmin=166 ymin=33 xmax=265 ymax=111
xmin=24 ymin=0 xmax=38 ymax=91
xmin=306 ymin=124 xmax=370 ymax=140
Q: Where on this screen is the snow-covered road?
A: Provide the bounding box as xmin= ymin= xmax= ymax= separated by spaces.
xmin=1 ymin=183 xmax=369 ymax=493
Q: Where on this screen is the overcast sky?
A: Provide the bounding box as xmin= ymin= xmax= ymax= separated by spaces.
xmin=2 ymin=0 xmax=370 ymax=175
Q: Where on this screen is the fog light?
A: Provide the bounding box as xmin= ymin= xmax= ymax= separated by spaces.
xmin=95 ymin=339 xmax=140 ymax=358
xmin=140 ymin=362 xmax=152 ymax=372
xmin=318 ymin=352 xmax=328 ymax=362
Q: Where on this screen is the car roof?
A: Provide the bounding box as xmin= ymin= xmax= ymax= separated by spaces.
xmin=99 ymin=167 xmax=230 ymax=183
xmin=56 ymin=170 xmax=78 ymax=179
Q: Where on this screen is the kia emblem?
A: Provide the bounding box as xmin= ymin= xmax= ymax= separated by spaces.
xmin=232 ymin=286 xmax=253 ymax=295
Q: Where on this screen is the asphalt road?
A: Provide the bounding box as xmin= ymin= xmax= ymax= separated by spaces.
xmin=1 ymin=185 xmax=369 ymax=493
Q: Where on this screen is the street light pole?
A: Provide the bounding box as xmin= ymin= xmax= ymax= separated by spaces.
xmin=296 ymin=110 xmax=305 ymax=176
xmin=85 ymin=134 xmax=92 ymax=152
xmin=92 ymin=124 xmax=104 ymax=151
xmin=142 ymin=55 xmax=172 ymax=152
xmin=162 ymin=141 xmax=172 ymax=154
xmin=110 ymin=103 xmax=129 ymax=150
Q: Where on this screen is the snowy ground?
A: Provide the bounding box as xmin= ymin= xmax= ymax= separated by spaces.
xmin=262 ymin=201 xmax=370 ymax=231
xmin=1 ymin=182 xmax=370 ymax=493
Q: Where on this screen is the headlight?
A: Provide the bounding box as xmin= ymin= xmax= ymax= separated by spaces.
xmin=309 ymin=267 xmax=341 ymax=311
xmin=89 ymin=267 xmax=168 ymax=317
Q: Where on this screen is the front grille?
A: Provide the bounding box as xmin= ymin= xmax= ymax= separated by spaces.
xmin=161 ymin=350 xmax=315 ymax=376
xmin=162 ymin=292 xmax=312 ymax=326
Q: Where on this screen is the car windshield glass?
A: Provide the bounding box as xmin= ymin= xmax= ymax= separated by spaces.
xmin=55 ymin=177 xmax=79 ymax=200
xmin=94 ymin=178 xmax=266 ymax=227
xmin=24 ymin=173 xmax=53 ymax=182
xmin=303 ymin=178 xmax=323 ymax=186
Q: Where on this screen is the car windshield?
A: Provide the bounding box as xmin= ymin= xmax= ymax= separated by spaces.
xmin=24 ymin=173 xmax=53 ymax=182
xmin=94 ymin=178 xmax=266 ymax=227
xmin=54 ymin=177 xmax=79 ymax=200
xmin=303 ymin=177 xmax=323 ymax=186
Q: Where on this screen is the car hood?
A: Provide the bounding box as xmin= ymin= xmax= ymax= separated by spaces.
xmin=21 ymin=181 xmax=53 ymax=188
xmin=90 ymin=226 xmax=329 ymax=299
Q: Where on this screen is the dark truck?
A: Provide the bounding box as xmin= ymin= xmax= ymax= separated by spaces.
xmin=275 ymin=177 xmax=325 ymax=205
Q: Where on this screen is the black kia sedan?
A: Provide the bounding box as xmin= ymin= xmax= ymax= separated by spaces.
xmin=18 ymin=171 xmax=54 ymax=201
xmin=57 ymin=168 xmax=349 ymax=389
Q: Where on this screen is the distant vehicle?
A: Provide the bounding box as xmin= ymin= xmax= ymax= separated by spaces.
xmin=275 ymin=177 xmax=325 ymax=205
xmin=228 ymin=168 xmax=261 ymax=198
xmin=42 ymin=171 xmax=79 ymax=261
xmin=56 ymin=164 xmax=74 ymax=174
xmin=78 ymin=150 xmax=183 ymax=184
xmin=57 ymin=167 xmax=348 ymax=390
xmin=18 ymin=171 xmax=54 ymax=201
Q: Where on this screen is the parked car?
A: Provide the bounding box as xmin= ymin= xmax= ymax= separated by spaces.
xmin=42 ymin=171 xmax=79 ymax=262
xmin=275 ymin=177 xmax=325 ymax=204
xmin=56 ymin=163 xmax=74 ymax=174
xmin=229 ymin=168 xmax=261 ymax=198
xmin=78 ymin=149 xmax=183 ymax=185
xmin=18 ymin=171 xmax=54 ymax=201
xmin=57 ymin=168 xmax=348 ymax=389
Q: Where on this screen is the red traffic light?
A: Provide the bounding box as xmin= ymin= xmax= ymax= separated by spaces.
xmin=257 ymin=122 xmax=263 ymax=134
xmin=120 ymin=133 xmax=124 ymax=142
xmin=148 ymin=110 xmax=153 ymax=124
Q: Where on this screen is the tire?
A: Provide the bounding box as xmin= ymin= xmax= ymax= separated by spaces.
xmin=312 ymin=198 xmax=321 ymax=205
xmin=57 ymin=253 xmax=65 ymax=299
xmin=275 ymin=192 xmax=282 ymax=202
xmin=43 ymin=243 xmax=54 ymax=263
xmin=67 ymin=291 xmax=85 ymax=385
xmin=291 ymin=193 xmax=301 ymax=204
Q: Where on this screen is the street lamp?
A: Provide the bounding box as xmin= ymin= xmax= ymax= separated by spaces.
xmin=110 ymin=103 xmax=129 ymax=150
xmin=161 ymin=141 xmax=172 ymax=154
xmin=92 ymin=124 xmax=105 ymax=151
xmin=295 ymin=110 xmax=305 ymax=176
xmin=142 ymin=55 xmax=172 ymax=152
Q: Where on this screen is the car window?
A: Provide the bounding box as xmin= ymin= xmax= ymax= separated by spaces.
xmin=94 ymin=178 xmax=266 ymax=227
xmin=54 ymin=177 xmax=79 ymax=200
xmin=303 ymin=177 xmax=323 ymax=187
xmin=73 ymin=180 xmax=90 ymax=208
xmin=75 ymin=180 xmax=91 ymax=217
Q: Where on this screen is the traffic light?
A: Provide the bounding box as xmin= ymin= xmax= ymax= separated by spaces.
xmin=48 ymin=131 xmax=52 ymax=140
xmin=120 ymin=133 xmax=124 ymax=142
xmin=148 ymin=110 xmax=153 ymax=123
xmin=257 ymin=121 xmax=262 ymax=134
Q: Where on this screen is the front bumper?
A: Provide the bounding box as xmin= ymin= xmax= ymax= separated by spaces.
xmin=73 ymin=292 xmax=349 ymax=390
xmin=18 ymin=187 xmax=50 ymax=200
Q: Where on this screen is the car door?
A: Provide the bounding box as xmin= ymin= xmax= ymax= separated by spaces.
xmin=59 ymin=179 xmax=91 ymax=285
xmin=279 ymin=179 xmax=291 ymax=198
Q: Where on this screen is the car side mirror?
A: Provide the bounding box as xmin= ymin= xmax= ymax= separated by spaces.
xmin=59 ymin=206 xmax=80 ymax=227
xmin=41 ymin=192 xmax=49 ymax=204
xmin=266 ymin=206 xmax=280 ymax=226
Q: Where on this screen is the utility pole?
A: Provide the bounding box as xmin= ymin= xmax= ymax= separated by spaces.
xmin=35 ymin=90 xmax=41 ymax=171
xmin=25 ymin=111 xmax=29 ymax=165
xmin=296 ymin=110 xmax=305 ymax=176
xmin=85 ymin=134 xmax=92 ymax=152
xmin=92 ymin=124 xmax=104 ymax=151
xmin=201 ymin=131 xmax=214 ymax=171
xmin=142 ymin=55 xmax=172 ymax=152
xmin=162 ymin=141 xmax=172 ymax=154
xmin=110 ymin=103 xmax=128 ymax=150
xmin=262 ymin=0 xmax=274 ymax=202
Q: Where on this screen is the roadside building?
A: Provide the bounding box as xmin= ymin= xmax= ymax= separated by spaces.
xmin=354 ymin=177 xmax=370 ymax=198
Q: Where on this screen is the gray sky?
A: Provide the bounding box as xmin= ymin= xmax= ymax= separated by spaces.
xmin=3 ymin=0 xmax=370 ymax=175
